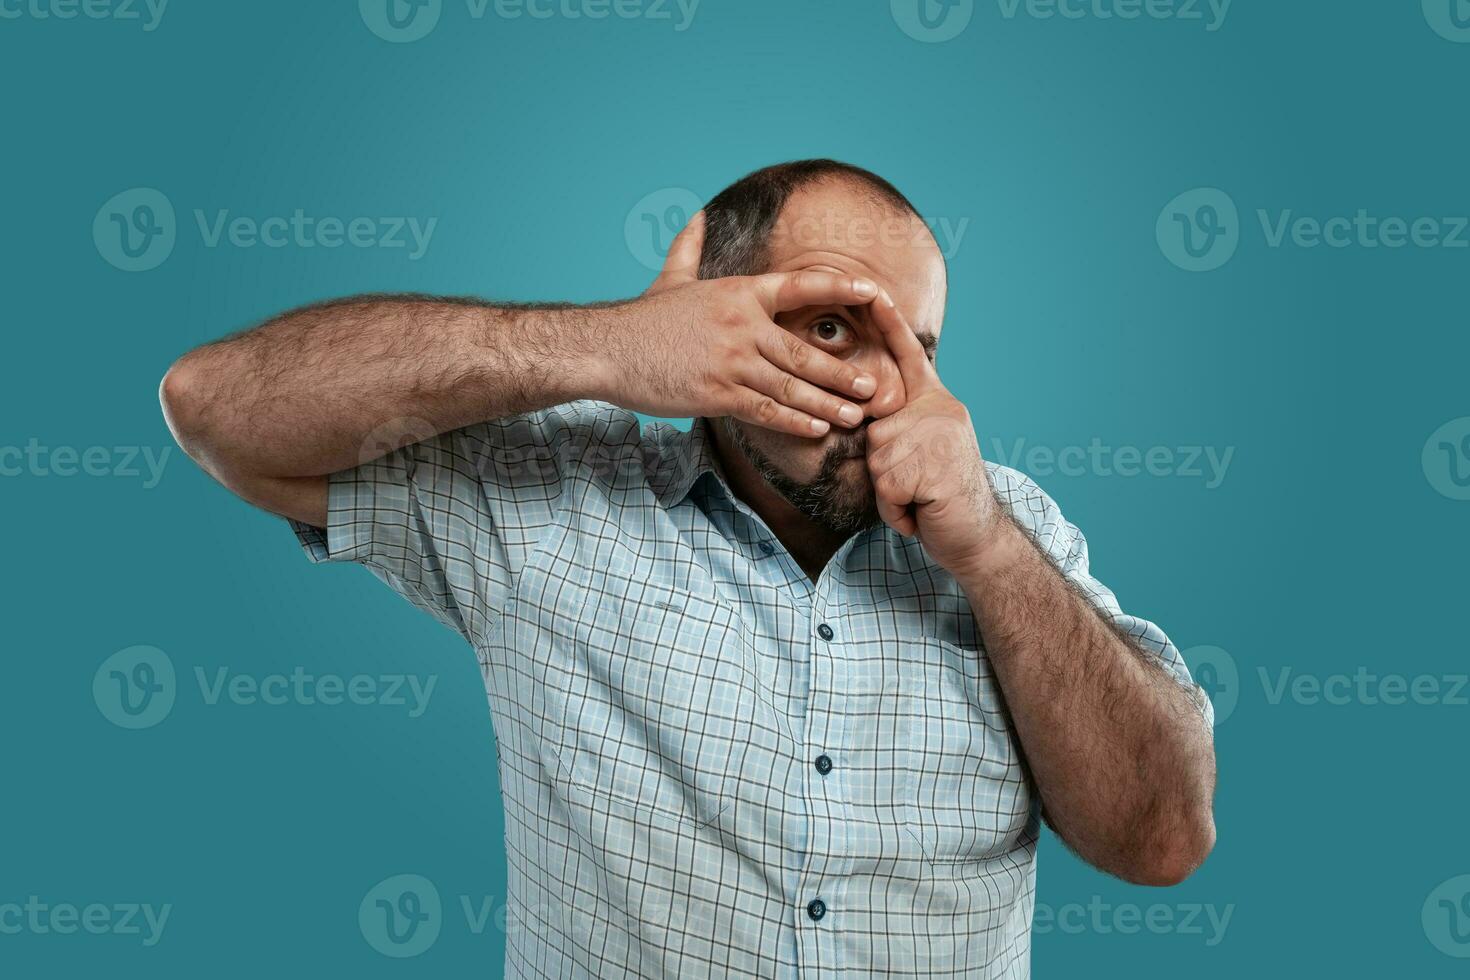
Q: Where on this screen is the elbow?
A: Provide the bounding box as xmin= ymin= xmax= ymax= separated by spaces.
xmin=159 ymin=356 xmax=206 ymax=452
xmin=1126 ymin=810 xmax=1216 ymax=887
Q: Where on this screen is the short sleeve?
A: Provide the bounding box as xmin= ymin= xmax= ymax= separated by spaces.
xmin=288 ymin=399 xmax=622 ymax=648
xmin=987 ymin=463 xmax=1215 ymax=727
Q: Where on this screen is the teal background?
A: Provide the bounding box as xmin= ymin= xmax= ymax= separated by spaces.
xmin=3 ymin=0 xmax=1468 ymax=975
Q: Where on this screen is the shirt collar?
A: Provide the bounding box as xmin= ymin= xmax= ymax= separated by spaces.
xmin=651 ymin=415 xmax=914 ymax=583
xmin=650 ymin=415 xmax=729 ymax=509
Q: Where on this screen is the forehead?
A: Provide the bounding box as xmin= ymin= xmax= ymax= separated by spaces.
xmin=763 ymin=178 xmax=947 ymax=335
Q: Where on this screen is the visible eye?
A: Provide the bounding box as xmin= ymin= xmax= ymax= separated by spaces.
xmin=811 ymin=318 xmax=852 ymax=346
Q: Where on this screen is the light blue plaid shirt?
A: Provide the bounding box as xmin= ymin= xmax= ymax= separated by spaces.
xmin=292 ymin=400 xmax=1208 ymax=978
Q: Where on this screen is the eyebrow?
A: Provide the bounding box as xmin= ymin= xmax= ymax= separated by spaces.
xmin=840 ymin=304 xmax=939 ymax=355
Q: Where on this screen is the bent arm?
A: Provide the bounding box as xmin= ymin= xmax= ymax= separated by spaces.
xmin=159 ymin=295 xmax=612 ymax=526
xmin=953 ymin=521 xmax=1218 ymax=886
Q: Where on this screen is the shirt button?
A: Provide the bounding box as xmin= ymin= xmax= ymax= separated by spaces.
xmin=814 ymin=754 xmax=833 ymax=775
xmin=816 ymin=623 xmax=834 ymax=641
xmin=758 ymin=541 xmax=774 ymax=556
xmin=807 ymin=899 xmax=827 ymax=922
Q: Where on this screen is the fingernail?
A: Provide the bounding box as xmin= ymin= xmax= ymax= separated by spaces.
xmin=853 ymin=375 xmax=876 ymax=396
xmin=810 ymin=418 xmax=830 ymax=434
xmin=853 ymin=278 xmax=877 ymax=298
xmin=839 ymin=404 xmax=863 ymax=425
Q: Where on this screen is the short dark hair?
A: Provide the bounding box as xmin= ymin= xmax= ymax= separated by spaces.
xmin=697 ymin=159 xmax=926 ymax=280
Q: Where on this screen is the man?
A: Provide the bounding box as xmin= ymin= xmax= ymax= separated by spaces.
xmin=161 ymin=159 xmax=1216 ymax=977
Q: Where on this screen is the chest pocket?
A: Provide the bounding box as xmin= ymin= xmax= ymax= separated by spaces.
xmin=531 ymin=555 xmax=754 ymax=827
xmin=904 ymin=637 xmax=1034 ymax=863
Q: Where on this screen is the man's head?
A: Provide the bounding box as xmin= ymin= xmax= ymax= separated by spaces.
xmin=699 ymin=160 xmax=947 ymax=534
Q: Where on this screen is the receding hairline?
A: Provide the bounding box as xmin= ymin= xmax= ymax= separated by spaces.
xmin=697 ymin=159 xmax=942 ymax=280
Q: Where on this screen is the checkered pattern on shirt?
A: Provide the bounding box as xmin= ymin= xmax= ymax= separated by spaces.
xmin=291 ymin=400 xmax=1209 ymax=979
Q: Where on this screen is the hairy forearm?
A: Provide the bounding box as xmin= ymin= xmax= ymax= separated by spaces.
xmin=953 ymin=518 xmax=1217 ymax=886
xmin=161 ymin=294 xmax=615 ymax=481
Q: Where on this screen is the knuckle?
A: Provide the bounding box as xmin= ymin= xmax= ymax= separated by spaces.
xmin=784 ymin=334 xmax=811 ymax=368
xmin=752 ymin=395 xmax=780 ymax=423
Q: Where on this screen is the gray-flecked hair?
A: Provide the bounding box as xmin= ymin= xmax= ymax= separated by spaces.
xmin=697 ymin=159 xmax=927 ymax=280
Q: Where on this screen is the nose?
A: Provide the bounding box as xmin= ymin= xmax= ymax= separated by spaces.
xmin=850 ymin=345 xmax=906 ymax=419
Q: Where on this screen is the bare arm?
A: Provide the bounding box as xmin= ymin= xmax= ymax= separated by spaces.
xmin=159 ymin=296 xmax=610 ymax=526
xmin=160 ymin=213 xmax=883 ymax=527
xmin=952 ymin=523 xmax=1217 ymax=886
xmin=862 ymin=287 xmax=1215 ymax=885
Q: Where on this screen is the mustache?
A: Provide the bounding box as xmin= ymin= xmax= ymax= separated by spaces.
xmin=829 ymin=419 xmax=872 ymax=459
xmin=826 ymin=431 xmax=868 ymax=461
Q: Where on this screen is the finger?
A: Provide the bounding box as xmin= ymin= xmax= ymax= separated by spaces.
xmin=756 ymin=328 xmax=877 ymax=404
xmin=865 ymin=402 xmax=917 ymax=449
xmin=728 ymin=385 xmax=832 ymax=439
xmin=873 ymin=458 xmax=920 ymax=536
xmin=870 ymin=287 xmax=940 ymax=396
xmin=867 ymin=436 xmax=921 ymax=478
xmin=647 ymin=209 xmax=705 ymax=294
xmin=876 ymin=496 xmax=915 ymax=536
xmin=743 ymin=360 xmax=867 ymax=430
xmin=753 ymin=269 xmax=879 ymax=314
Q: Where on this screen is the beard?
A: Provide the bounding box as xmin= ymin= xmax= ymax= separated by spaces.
xmin=721 ymin=417 xmax=881 ymax=536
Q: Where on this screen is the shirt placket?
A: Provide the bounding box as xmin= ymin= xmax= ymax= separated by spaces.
xmin=794 ymin=554 xmax=857 ymax=979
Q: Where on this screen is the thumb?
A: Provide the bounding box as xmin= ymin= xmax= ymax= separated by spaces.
xmin=645 ymin=209 xmax=705 ymax=295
